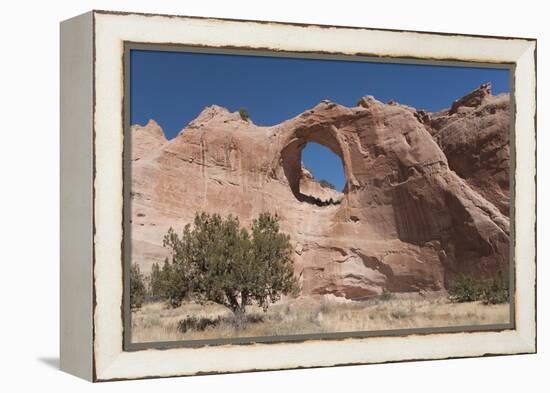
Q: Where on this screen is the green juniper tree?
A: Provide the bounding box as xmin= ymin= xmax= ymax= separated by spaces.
xmin=130 ymin=263 xmax=147 ymax=310
xmin=149 ymin=262 xmax=161 ymax=296
xmin=162 ymin=212 xmax=298 ymax=317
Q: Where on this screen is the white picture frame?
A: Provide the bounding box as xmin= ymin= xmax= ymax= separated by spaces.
xmin=60 ymin=10 xmax=536 ymax=381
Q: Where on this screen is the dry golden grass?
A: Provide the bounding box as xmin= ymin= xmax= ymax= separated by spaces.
xmin=131 ymin=294 xmax=510 ymax=343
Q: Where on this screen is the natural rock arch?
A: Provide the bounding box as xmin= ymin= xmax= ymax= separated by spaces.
xmin=280 ymin=124 xmax=352 ymax=206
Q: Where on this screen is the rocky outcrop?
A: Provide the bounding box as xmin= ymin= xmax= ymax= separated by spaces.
xmin=131 ymin=119 xmax=167 ymax=161
xmin=131 ymin=86 xmax=510 ymax=299
xmin=428 ymin=84 xmax=511 ymax=215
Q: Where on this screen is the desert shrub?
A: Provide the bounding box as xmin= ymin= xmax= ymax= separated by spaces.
xmin=390 ymin=309 xmax=409 ymax=319
xmin=319 ymin=179 xmax=336 ymax=190
xmin=319 ymin=299 xmax=331 ymax=314
xmin=177 ymin=313 xmax=265 ymax=333
xmin=379 ymin=288 xmax=393 ymax=301
xmin=238 ymin=107 xmax=250 ymax=121
xmin=448 ymin=271 xmax=509 ymax=304
xmin=481 ymin=272 xmax=509 ymax=304
xmin=177 ymin=316 xmax=222 ymax=333
xmin=243 ymin=313 xmax=265 ymax=324
xmin=224 ymin=313 xmax=266 ymax=330
xmin=130 ymin=263 xmax=147 ymax=310
xmin=448 ymin=275 xmax=482 ymax=303
xmin=163 ymin=212 xmax=299 ymax=317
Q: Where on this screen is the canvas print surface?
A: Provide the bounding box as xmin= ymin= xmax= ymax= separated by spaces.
xmin=126 ymin=48 xmax=513 ymax=346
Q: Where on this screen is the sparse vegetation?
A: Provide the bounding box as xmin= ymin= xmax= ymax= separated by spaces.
xmin=379 ymin=288 xmax=393 ymax=301
xmin=238 ymin=107 xmax=250 ymax=121
xmin=148 ymin=262 xmax=163 ymax=297
xmin=160 ymin=212 xmax=299 ymax=318
xmin=319 ymin=179 xmax=336 ymax=190
xmin=448 ymin=271 xmax=509 ymax=305
xmin=448 ymin=275 xmax=481 ymax=303
xmin=480 ymin=272 xmax=510 ymax=304
xmin=177 ymin=313 xmax=265 ymax=333
xmin=178 ymin=315 xmax=223 ymax=333
xmin=131 ymin=295 xmax=509 ymax=343
xmin=130 ymin=263 xmax=147 ymax=310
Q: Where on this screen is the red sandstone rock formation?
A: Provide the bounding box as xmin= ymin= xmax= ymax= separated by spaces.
xmin=427 ymin=83 xmax=511 ymax=216
xmin=130 ymin=85 xmax=510 ymax=299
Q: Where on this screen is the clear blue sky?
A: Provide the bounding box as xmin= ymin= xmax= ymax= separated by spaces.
xmin=130 ymin=49 xmax=509 ymax=191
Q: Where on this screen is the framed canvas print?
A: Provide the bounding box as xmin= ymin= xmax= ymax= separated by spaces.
xmin=60 ymin=10 xmax=537 ymax=381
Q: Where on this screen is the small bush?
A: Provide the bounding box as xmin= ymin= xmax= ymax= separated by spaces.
xmin=379 ymin=288 xmax=393 ymax=301
xmin=238 ymin=107 xmax=250 ymax=121
xmin=390 ymin=309 xmax=408 ymax=319
xmin=319 ymin=299 xmax=331 ymax=314
xmin=448 ymin=272 xmax=509 ymax=305
xmin=178 ymin=316 xmax=222 ymax=333
xmin=177 ymin=313 xmax=265 ymax=333
xmin=226 ymin=313 xmax=266 ymax=330
xmin=243 ymin=313 xmax=265 ymax=324
xmin=448 ymin=275 xmax=482 ymax=303
xmin=319 ymin=179 xmax=336 ymax=190
xmin=482 ymin=273 xmax=509 ymax=304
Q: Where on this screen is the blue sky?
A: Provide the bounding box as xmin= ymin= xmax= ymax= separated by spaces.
xmin=130 ymin=49 xmax=510 ymax=191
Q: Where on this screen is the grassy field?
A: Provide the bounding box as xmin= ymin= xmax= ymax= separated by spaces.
xmin=131 ymin=294 xmax=510 ymax=343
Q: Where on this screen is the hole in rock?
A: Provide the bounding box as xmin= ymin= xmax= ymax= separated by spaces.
xmin=281 ymin=125 xmax=349 ymax=206
xmin=302 ymin=142 xmax=345 ymax=190
xmin=284 ymin=141 xmax=346 ymax=206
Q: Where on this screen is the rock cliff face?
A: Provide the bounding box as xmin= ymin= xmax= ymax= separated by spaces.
xmin=130 ymin=85 xmax=511 ymax=299
xmin=427 ymin=83 xmax=511 ymax=216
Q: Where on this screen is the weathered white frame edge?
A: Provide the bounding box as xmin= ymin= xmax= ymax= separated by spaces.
xmin=61 ymin=10 xmax=536 ymax=381
xmin=60 ymin=11 xmax=94 ymax=381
